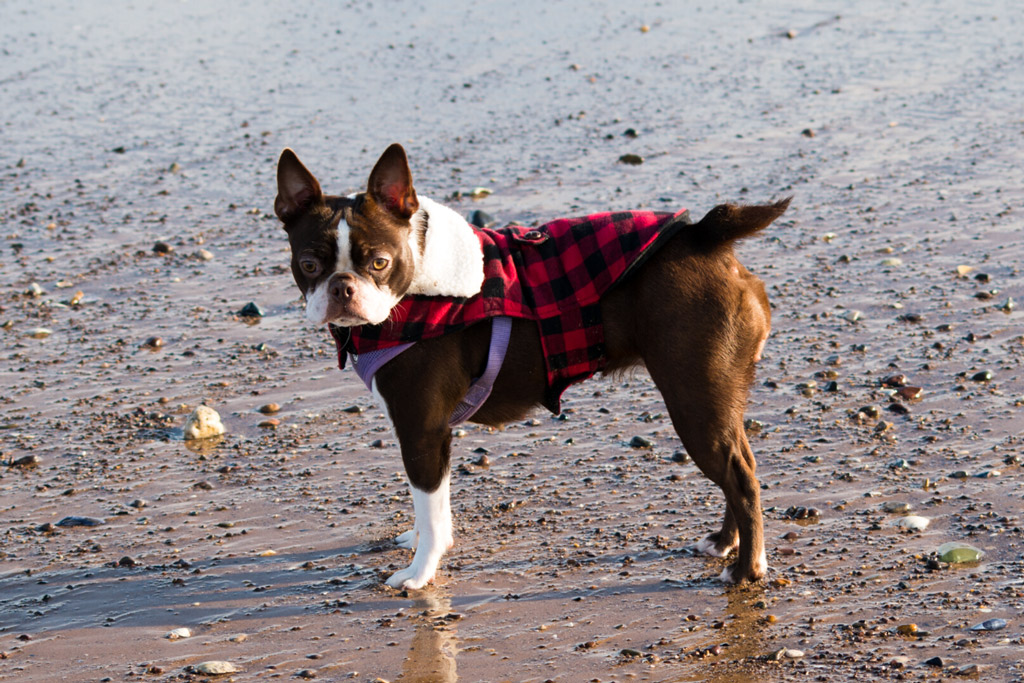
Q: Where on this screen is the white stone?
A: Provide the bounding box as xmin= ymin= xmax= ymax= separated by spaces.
xmin=183 ymin=406 xmax=224 ymax=440
xmin=897 ymin=515 xmax=930 ymax=531
xmin=28 ymin=327 xmax=52 ymax=339
xmin=166 ymin=627 xmax=191 ymax=640
xmin=195 ymin=660 xmax=239 ymax=674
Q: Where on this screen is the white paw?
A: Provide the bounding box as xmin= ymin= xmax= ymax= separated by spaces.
xmin=717 ymin=550 xmax=769 ymax=584
xmin=385 ymin=561 xmax=437 ymax=590
xmin=695 ymin=533 xmax=738 ymax=558
xmin=755 ymin=548 xmax=768 ymax=575
xmin=395 ymin=529 xmax=417 ymax=549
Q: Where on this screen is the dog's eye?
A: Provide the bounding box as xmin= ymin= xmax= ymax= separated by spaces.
xmin=299 ymin=258 xmax=320 ymax=276
xmin=371 ymin=256 xmax=390 ymax=271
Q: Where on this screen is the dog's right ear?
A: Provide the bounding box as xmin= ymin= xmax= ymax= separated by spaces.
xmin=275 ymin=149 xmax=323 ymax=224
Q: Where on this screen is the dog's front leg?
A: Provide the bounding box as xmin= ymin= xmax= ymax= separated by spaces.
xmin=372 ymin=377 xmax=457 ymax=590
xmin=386 ymin=472 xmax=453 ymax=589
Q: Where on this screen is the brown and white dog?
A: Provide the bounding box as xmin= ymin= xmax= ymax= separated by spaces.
xmin=275 ymin=144 xmax=789 ymax=590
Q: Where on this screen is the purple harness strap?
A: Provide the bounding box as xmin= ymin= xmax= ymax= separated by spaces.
xmin=351 ymin=317 xmax=513 ymax=428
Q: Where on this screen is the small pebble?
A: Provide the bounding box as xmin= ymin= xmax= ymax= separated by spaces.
xmin=183 ymin=406 xmax=225 ymax=440
xmin=166 ymin=627 xmax=191 ymax=640
xmin=618 ymin=154 xmax=644 ymax=165
xmin=969 ymin=618 xmax=1006 ymax=632
xmin=896 ymin=386 xmax=922 ymax=400
xmin=883 ymin=501 xmax=912 ymax=514
xmin=343 ymin=405 xmax=364 ymax=414
xmin=28 ymin=328 xmax=53 ymax=339
xmin=784 ymin=506 xmax=819 ymax=520
xmin=238 ymin=302 xmax=264 ymax=318
xmin=142 ymin=336 xmax=164 ymax=349
xmin=152 ymin=241 xmax=173 ymax=255
xmin=937 ymin=542 xmax=984 ymax=563
xmin=56 ymin=516 xmax=106 ymax=528
xmin=258 ymin=419 xmax=280 ymax=429
xmin=841 ymin=310 xmax=862 ymax=323
xmin=194 ymin=661 xmax=239 ymax=675
xmin=629 ymin=435 xmax=654 ymax=449
xmin=467 ymin=210 xmax=496 ymax=229
xmin=897 ymin=516 xmax=930 ymax=532
xmin=258 ymin=403 xmax=280 ymax=414
xmin=857 ymin=405 xmax=880 ymax=419
xmin=9 ymin=454 xmax=41 ymax=468
xmin=970 ymin=370 xmax=993 ymax=382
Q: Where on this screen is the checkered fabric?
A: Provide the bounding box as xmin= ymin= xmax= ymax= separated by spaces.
xmin=330 ymin=210 xmax=689 ymax=411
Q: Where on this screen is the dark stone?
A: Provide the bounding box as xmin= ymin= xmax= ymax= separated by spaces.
xmin=56 ymin=516 xmax=105 ymax=528
xmin=238 ymin=302 xmax=264 ymax=317
xmin=467 ymin=210 xmax=496 ymax=229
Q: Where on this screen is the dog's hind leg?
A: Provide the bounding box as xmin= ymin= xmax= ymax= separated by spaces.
xmin=650 ymin=371 xmax=766 ymax=583
xmin=694 ymin=506 xmax=739 ymax=558
xmin=636 ymin=271 xmax=769 ymax=583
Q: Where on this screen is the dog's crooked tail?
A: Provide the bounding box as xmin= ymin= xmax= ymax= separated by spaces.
xmin=685 ymin=197 xmax=791 ymax=248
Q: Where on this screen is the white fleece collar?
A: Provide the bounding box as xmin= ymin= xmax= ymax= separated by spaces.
xmin=405 ymin=196 xmax=485 ymax=298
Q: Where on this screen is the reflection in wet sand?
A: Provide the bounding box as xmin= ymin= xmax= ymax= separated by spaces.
xmin=397 ymin=589 xmax=458 ymax=682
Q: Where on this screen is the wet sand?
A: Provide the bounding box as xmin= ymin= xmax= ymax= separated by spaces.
xmin=2 ymin=1 xmax=1023 ymax=681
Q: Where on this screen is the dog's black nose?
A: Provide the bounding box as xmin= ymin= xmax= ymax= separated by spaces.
xmin=329 ymin=274 xmax=356 ymax=302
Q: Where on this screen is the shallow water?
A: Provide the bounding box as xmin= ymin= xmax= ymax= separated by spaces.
xmin=2 ymin=1 xmax=1023 ymax=681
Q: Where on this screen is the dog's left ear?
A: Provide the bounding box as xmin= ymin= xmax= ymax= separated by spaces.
xmin=275 ymin=149 xmax=323 ymax=224
xmin=367 ymin=143 xmax=419 ymax=219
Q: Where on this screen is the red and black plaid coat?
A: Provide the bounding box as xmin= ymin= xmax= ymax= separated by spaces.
xmin=331 ymin=210 xmax=690 ymax=412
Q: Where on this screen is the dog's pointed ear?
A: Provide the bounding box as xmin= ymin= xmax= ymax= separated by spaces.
xmin=367 ymin=143 xmax=419 ymax=219
xmin=275 ymin=149 xmax=323 ymax=223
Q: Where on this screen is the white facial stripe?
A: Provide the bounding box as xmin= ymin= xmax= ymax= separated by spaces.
xmin=335 ymin=217 xmax=353 ymax=274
